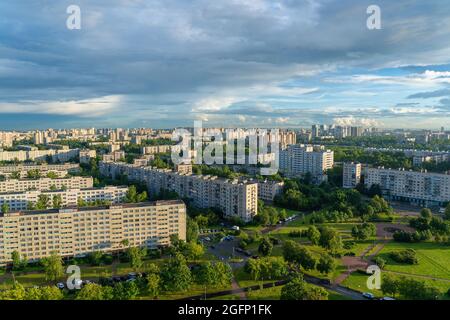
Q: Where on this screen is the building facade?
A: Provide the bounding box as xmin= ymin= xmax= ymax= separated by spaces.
xmin=99 ymin=162 xmax=258 ymax=222
xmin=343 ymin=162 xmax=362 ymax=189
xmin=280 ymin=144 xmax=334 ymax=181
xmin=257 ymin=180 xmax=284 ymax=201
xmin=364 ymin=167 xmax=450 ymax=206
xmin=0 ymin=176 xmax=93 ymax=193
xmin=0 ymin=200 xmax=186 ymax=266
xmin=0 ymin=186 xmax=128 ymax=211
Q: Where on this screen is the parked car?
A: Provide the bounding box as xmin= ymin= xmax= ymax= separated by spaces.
xmin=56 ymin=283 xmax=65 ymax=289
xmin=362 ymin=292 xmax=375 ymax=299
xmin=380 ymin=297 xmax=395 ymax=300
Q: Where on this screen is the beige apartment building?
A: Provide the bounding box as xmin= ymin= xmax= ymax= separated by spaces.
xmin=257 ymin=180 xmax=284 ymax=202
xmin=0 ymin=176 xmax=93 ymax=193
xmin=0 ymin=186 xmax=128 ymax=211
xmin=0 ymin=200 xmax=186 ymax=266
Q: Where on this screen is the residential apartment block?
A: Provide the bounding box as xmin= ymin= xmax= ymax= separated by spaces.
xmin=257 ymin=180 xmax=284 ymax=202
xmin=343 ymin=162 xmax=362 ymax=189
xmin=0 ymin=148 xmax=81 ymax=162
xmin=0 ymin=200 xmax=186 ymax=266
xmin=0 ymin=186 xmax=128 ymax=211
xmin=364 ymin=167 xmax=450 ymax=206
xmin=280 ymin=144 xmax=334 ymax=181
xmin=99 ymin=162 xmax=258 ymax=222
xmin=0 ymin=163 xmax=80 ymax=174
xmin=0 ymin=176 xmax=93 ymax=193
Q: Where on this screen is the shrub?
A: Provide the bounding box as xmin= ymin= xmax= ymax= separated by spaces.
xmin=389 ymin=249 xmax=418 ymax=265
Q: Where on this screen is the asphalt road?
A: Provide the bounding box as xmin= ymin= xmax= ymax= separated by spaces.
xmin=204 ymin=234 xmax=365 ymax=301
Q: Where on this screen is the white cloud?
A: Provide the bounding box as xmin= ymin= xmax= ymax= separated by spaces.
xmin=0 ymin=95 xmax=121 ymax=117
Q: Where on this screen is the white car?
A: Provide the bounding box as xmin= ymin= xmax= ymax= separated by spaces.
xmin=56 ymin=282 xmax=65 ymax=289
xmin=362 ymin=292 xmax=375 ymax=299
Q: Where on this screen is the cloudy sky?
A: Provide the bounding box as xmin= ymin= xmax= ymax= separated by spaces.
xmin=1 ymin=0 xmax=450 ymax=130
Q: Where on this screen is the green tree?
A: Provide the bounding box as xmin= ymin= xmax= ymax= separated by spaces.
xmin=11 ymin=251 xmax=27 ymax=271
xmin=77 ymin=283 xmax=113 ymax=300
xmin=445 ymin=203 xmax=450 ymax=220
xmin=160 ymin=253 xmax=192 ymax=292
xmin=146 ymin=273 xmax=161 ymax=298
xmin=381 ymin=274 xmax=400 ymax=298
xmin=186 ymin=218 xmax=199 ymax=243
xmin=88 ymin=251 xmax=104 ymax=266
xmin=306 ymin=225 xmax=321 ymax=245
xmin=281 ymin=273 xmax=328 ymax=300
xmin=127 ymin=246 xmax=147 ymax=271
xmin=39 ymin=286 xmax=64 ymax=300
xmin=25 ymin=287 xmax=42 ymax=300
xmin=184 ymin=242 xmax=204 ymax=260
xmin=296 ymin=246 xmax=317 ymax=271
xmin=319 ymin=227 xmax=343 ymax=255
xmin=1 ymin=203 xmax=9 ymax=214
xmin=317 ymin=253 xmax=336 ymax=275
xmin=46 ymin=172 xmax=59 ymax=179
xmin=41 ymin=251 xmax=64 ymax=281
xmin=258 ymin=237 xmax=273 ymax=257
xmin=0 ymin=282 xmax=26 ymax=300
xmin=36 ymin=194 xmax=50 ymax=210
xmin=113 ymin=281 xmax=140 ymax=300
xmin=52 ymin=195 xmax=63 ymax=209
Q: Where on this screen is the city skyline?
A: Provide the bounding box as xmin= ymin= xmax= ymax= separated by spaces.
xmin=0 ymin=1 xmax=450 ymax=130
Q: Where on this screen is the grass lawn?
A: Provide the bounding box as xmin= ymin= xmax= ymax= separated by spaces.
xmin=149 ymin=283 xmax=233 ymax=300
xmin=247 ymin=285 xmax=282 ymax=300
xmin=208 ymin=294 xmax=241 ymax=300
xmin=233 ymin=267 xmax=275 ymax=288
xmin=376 ymin=242 xmax=450 ymax=279
xmin=341 ymin=271 xmax=382 ymax=297
xmin=342 ymin=270 xmax=450 ymax=300
xmin=245 ymin=284 xmax=353 ymax=300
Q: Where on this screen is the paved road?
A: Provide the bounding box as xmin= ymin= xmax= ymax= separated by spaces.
xmin=205 ymin=232 xmax=363 ymax=301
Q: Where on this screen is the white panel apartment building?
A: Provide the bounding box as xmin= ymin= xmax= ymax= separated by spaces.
xmin=257 ymin=180 xmax=284 ymax=201
xmin=365 ymin=167 xmax=450 ymax=206
xmin=0 ymin=186 xmax=128 ymax=211
xmin=0 ymin=163 xmax=80 ymax=174
xmin=0 ymin=149 xmax=81 ymax=162
xmin=280 ymin=144 xmax=334 ymax=180
xmin=99 ymin=162 xmax=258 ymax=222
xmin=343 ymin=162 xmax=362 ymax=189
xmin=0 ymin=176 xmax=93 ymax=193
xmin=0 ymin=200 xmax=186 ymax=266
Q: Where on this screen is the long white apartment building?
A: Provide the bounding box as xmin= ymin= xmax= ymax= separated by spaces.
xmin=0 ymin=200 xmax=186 ymax=266
xmin=99 ymin=162 xmax=258 ymax=222
xmin=280 ymin=144 xmax=334 ymax=181
xmin=0 ymin=163 xmax=80 ymax=174
xmin=364 ymin=167 xmax=450 ymax=206
xmin=0 ymin=176 xmax=93 ymax=193
xmin=343 ymin=162 xmax=362 ymax=189
xmin=0 ymin=148 xmax=82 ymax=162
xmin=0 ymin=186 xmax=128 ymax=211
